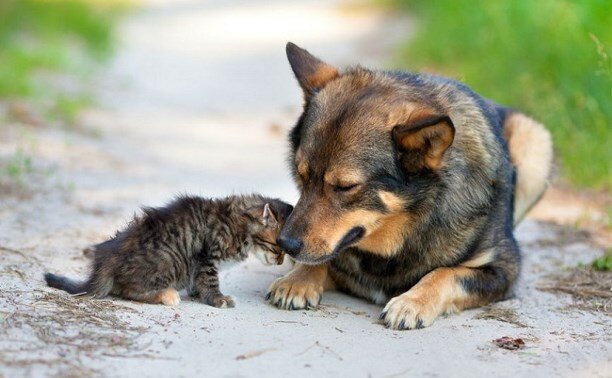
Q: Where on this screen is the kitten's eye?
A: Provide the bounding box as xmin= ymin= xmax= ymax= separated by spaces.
xmin=333 ymin=183 xmax=359 ymax=193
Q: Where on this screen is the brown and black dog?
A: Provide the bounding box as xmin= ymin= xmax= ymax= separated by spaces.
xmin=266 ymin=43 xmax=553 ymax=330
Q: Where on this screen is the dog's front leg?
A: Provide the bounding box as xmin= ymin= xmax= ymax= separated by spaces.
xmin=380 ymin=259 xmax=514 ymax=330
xmin=267 ymin=263 xmax=334 ymax=310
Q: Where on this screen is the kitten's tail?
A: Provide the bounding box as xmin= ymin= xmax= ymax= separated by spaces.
xmin=44 ymin=273 xmax=89 ymax=295
xmin=44 ymin=270 xmax=113 ymax=298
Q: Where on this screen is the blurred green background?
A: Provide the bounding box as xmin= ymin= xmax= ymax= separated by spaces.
xmin=1 ymin=0 xmax=610 ymax=190
xmin=388 ymin=0 xmax=611 ymax=189
xmin=0 ymin=0 xmax=124 ymax=184
xmin=0 ymin=0 xmax=122 ymax=122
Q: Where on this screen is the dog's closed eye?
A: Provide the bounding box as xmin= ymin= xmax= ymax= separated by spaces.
xmin=333 ymin=183 xmax=360 ymax=193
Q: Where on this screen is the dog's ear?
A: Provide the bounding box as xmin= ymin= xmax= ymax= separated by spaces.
xmin=392 ymin=112 xmax=455 ymax=172
xmin=286 ymin=42 xmax=339 ymax=97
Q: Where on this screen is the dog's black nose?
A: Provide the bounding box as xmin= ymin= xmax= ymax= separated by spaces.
xmin=276 ymin=235 xmax=303 ymax=256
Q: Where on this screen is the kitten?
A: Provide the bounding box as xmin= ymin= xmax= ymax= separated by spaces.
xmin=45 ymin=194 xmax=293 ymax=308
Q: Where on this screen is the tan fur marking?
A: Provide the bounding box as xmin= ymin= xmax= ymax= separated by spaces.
xmin=296 ymin=150 xmax=309 ymax=179
xmin=504 ymin=112 xmax=553 ymax=225
xmin=384 ymin=105 xmax=444 ymax=132
xmin=156 ymin=288 xmax=181 ymax=306
xmin=355 ymin=192 xmax=410 ymax=256
xmin=323 ymin=168 xmax=365 ymax=186
xmin=382 ymin=102 xmax=422 ymax=129
xmin=382 ymin=267 xmax=481 ymax=329
xmin=356 ymin=212 xmax=410 ymax=257
xmin=378 ymin=191 xmax=404 ymax=212
xmin=460 ymin=248 xmax=495 ymax=268
xmin=305 ymin=65 xmax=339 ymax=92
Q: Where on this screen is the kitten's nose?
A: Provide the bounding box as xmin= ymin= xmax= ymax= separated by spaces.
xmin=276 ymin=235 xmax=303 ymax=256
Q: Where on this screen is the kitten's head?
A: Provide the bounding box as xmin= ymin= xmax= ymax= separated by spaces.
xmin=245 ymin=199 xmax=293 ymax=265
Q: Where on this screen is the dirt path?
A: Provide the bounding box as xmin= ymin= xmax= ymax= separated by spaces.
xmin=0 ymin=1 xmax=610 ymax=377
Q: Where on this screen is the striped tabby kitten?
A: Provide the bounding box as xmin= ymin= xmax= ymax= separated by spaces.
xmin=45 ymin=194 xmax=293 ymax=308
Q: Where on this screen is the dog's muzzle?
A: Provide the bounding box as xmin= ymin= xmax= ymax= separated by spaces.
xmin=276 ymin=234 xmax=303 ymax=257
xmin=276 ymin=226 xmax=365 ymax=263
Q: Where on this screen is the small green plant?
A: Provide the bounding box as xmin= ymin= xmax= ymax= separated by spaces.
xmin=51 ymin=94 xmax=94 ymax=126
xmin=0 ymin=147 xmax=35 ymax=187
xmin=5 ymin=149 xmax=33 ymax=179
xmin=591 ymin=251 xmax=612 ymax=271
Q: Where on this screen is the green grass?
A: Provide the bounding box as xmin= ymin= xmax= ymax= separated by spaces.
xmin=0 ymin=145 xmax=37 ymax=189
xmin=591 ymin=251 xmax=611 ymax=271
xmin=0 ymin=0 xmax=125 ymax=187
xmin=0 ymin=0 xmax=122 ymax=98
xmin=51 ymin=94 xmax=94 ymax=125
xmin=386 ymin=0 xmax=611 ymax=189
xmin=4 ymin=148 xmax=34 ymax=180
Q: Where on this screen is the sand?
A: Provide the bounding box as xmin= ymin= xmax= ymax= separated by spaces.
xmin=1 ymin=1 xmax=609 ymax=377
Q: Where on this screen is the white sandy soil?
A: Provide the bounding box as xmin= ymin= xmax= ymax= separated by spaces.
xmin=0 ymin=1 xmax=610 ymax=377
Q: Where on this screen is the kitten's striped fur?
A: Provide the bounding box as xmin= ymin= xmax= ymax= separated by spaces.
xmin=45 ymin=194 xmax=293 ymax=308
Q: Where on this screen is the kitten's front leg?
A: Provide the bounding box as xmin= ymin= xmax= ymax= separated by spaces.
xmin=194 ymin=261 xmax=235 ymax=308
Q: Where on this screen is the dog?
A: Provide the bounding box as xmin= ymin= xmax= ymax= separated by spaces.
xmin=266 ymin=42 xmax=553 ymax=330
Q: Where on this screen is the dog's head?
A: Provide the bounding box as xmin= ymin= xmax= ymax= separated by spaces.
xmin=277 ymin=43 xmax=456 ymax=264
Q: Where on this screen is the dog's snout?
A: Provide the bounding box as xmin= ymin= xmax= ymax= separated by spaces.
xmin=276 ymin=235 xmax=303 ymax=256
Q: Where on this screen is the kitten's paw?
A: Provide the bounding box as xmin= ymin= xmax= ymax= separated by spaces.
xmin=157 ymin=288 xmax=181 ymax=306
xmin=207 ymin=295 xmax=235 ymax=308
xmin=266 ymin=275 xmax=322 ymax=310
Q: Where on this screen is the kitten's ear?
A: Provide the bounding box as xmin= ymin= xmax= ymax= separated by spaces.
xmin=245 ymin=203 xmax=278 ymax=227
xmin=261 ymin=203 xmax=278 ymax=227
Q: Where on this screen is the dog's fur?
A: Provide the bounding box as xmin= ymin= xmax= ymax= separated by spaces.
xmin=267 ymin=43 xmax=553 ymax=329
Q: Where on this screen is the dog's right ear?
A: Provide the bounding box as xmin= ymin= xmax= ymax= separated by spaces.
xmin=286 ymin=42 xmax=339 ymax=97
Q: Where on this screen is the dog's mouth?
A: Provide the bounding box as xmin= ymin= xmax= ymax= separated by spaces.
xmin=294 ymin=226 xmax=365 ymax=265
xmin=334 ymin=226 xmax=365 ymax=253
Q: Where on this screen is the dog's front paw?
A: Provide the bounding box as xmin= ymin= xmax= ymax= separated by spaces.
xmin=266 ymin=274 xmax=322 ymax=310
xmin=380 ymin=294 xmax=440 ymax=330
xmin=205 ymin=294 xmax=235 ymax=308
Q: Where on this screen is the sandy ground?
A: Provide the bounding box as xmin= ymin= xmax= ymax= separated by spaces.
xmin=0 ymin=1 xmax=610 ymax=377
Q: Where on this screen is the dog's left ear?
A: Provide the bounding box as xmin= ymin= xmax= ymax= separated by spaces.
xmin=286 ymin=42 xmax=339 ymax=97
xmin=392 ymin=113 xmax=455 ymax=172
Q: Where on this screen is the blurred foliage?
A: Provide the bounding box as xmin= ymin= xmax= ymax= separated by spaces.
xmin=387 ymin=0 xmax=611 ymax=189
xmin=591 ymin=250 xmax=612 ymax=271
xmin=4 ymin=147 xmax=33 ymax=180
xmin=0 ymin=0 xmax=125 ymax=187
xmin=0 ymin=0 xmax=124 ymax=98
